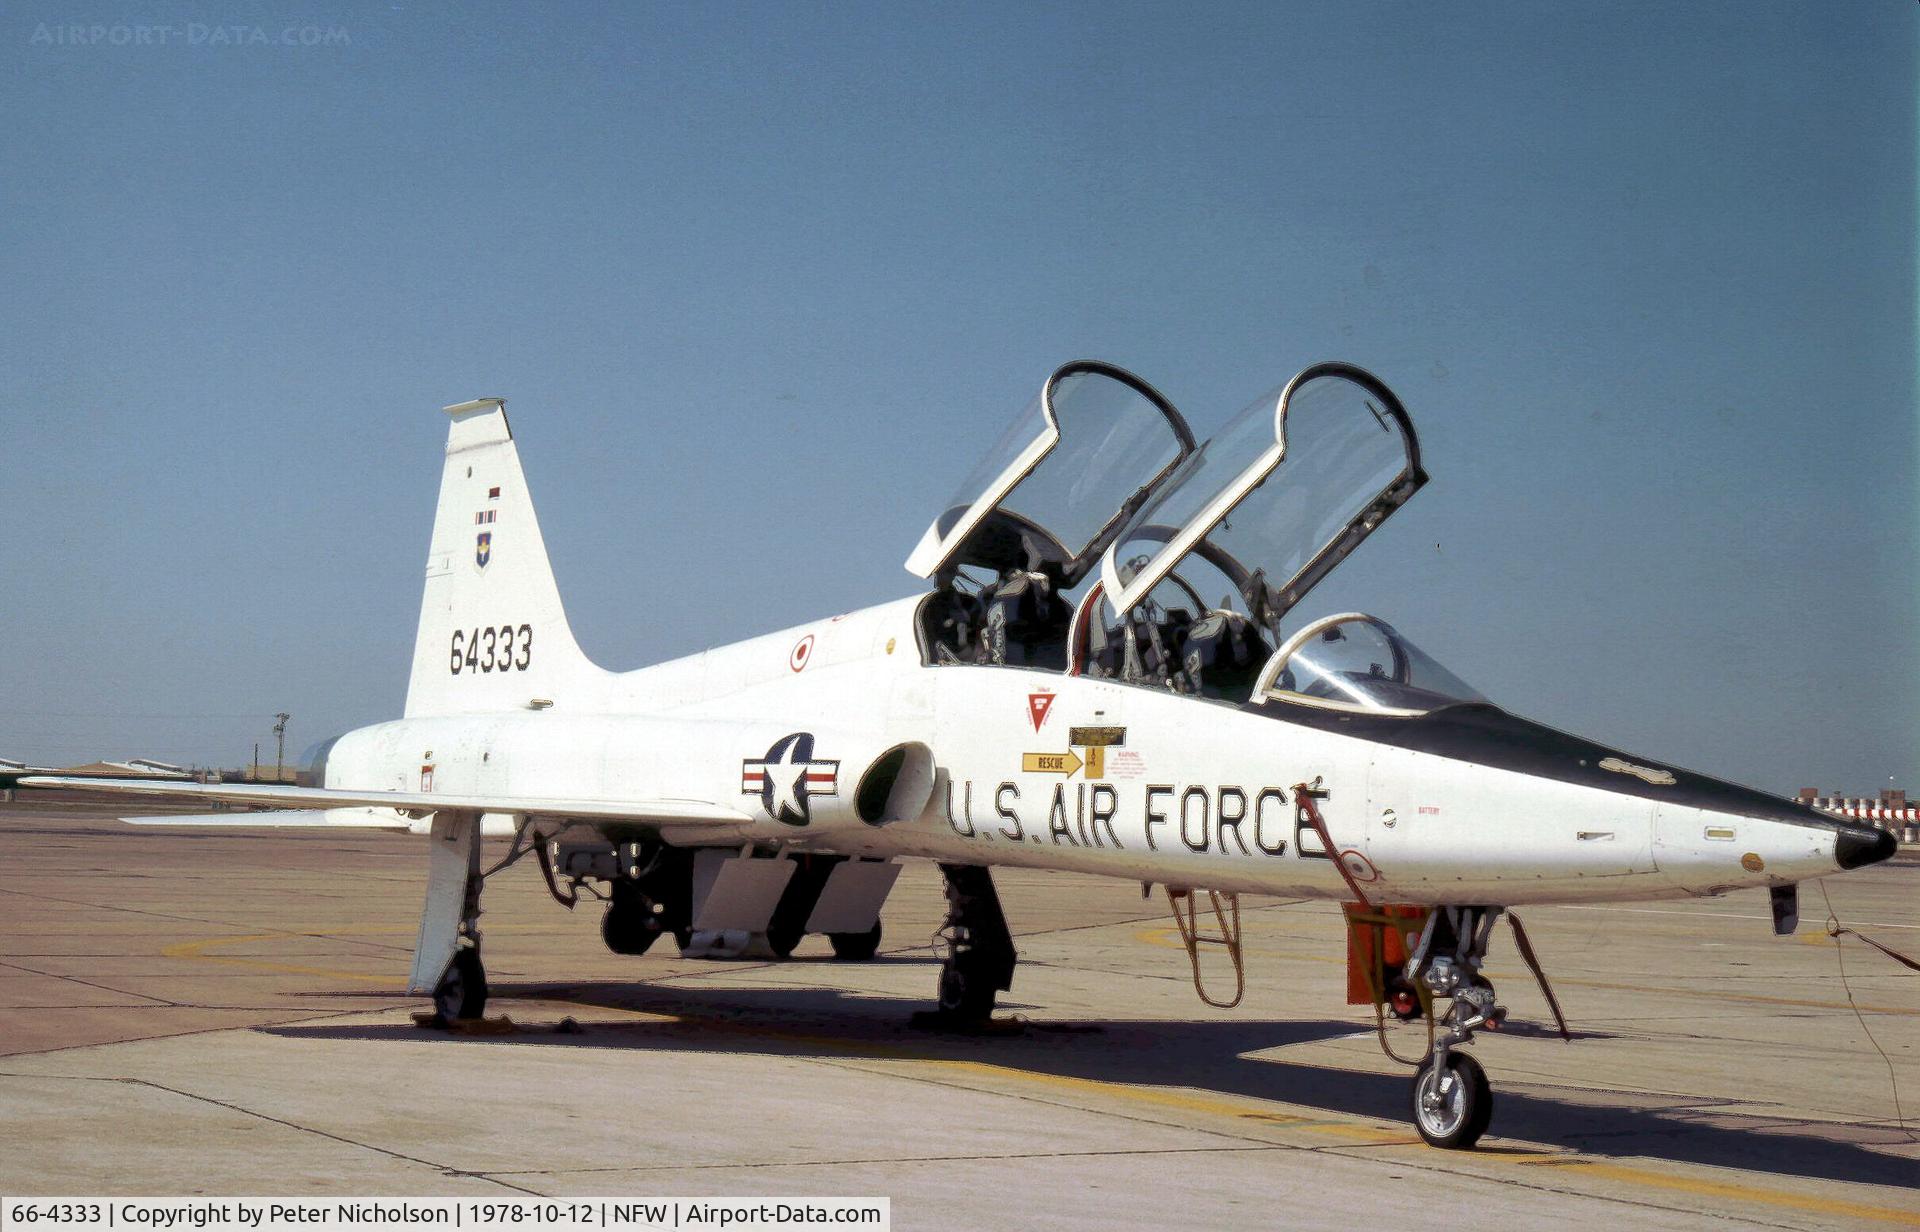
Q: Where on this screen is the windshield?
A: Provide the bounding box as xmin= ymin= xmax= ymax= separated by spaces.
xmin=1260 ymin=614 xmax=1484 ymax=714
xmin=906 ymin=361 xmax=1194 ymax=583
xmin=1102 ymin=363 xmax=1423 ymax=626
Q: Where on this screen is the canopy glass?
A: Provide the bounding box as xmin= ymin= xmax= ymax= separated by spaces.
xmin=1256 ymin=613 xmax=1485 ymax=715
xmin=1101 ymin=363 xmax=1425 ymax=627
xmin=905 ymin=362 xmax=1194 ymax=585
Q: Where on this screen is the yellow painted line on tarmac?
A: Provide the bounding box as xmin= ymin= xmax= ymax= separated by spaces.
xmin=801 ymin=1025 xmax=1920 ymax=1227
xmin=157 ymin=925 xmax=1919 ymax=1224
xmin=924 ymin=1056 xmax=1416 ymax=1147
xmin=925 ymin=1022 xmax=1920 ymax=1226
xmin=1508 ymin=1156 xmax=1920 ymax=1227
xmin=159 ymin=933 xmax=398 ymax=984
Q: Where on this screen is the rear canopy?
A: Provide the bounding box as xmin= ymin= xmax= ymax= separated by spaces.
xmin=1100 ymin=362 xmax=1425 ymax=628
xmin=905 ymin=361 xmax=1196 ymax=585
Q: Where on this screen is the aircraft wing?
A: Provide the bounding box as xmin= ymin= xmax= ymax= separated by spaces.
xmin=124 ymin=808 xmax=418 ymax=829
xmin=16 ymin=775 xmax=753 ymax=827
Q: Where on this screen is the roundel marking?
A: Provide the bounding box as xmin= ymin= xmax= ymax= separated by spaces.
xmin=790 ymin=635 xmax=815 ymax=673
xmin=1339 ymin=849 xmax=1381 ymax=883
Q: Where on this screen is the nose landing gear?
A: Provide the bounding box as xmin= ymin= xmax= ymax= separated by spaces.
xmin=1404 ymin=904 xmax=1507 ymax=1149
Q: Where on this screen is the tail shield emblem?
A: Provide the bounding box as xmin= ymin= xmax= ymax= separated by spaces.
xmin=475 ymin=532 xmax=492 ymax=569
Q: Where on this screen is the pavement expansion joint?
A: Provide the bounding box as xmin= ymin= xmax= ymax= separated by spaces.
xmin=0 ymin=957 xmax=183 ymax=1007
xmin=96 ymin=1074 xmax=543 ymax=1195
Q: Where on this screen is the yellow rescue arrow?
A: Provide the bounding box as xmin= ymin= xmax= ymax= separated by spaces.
xmin=1022 ymin=750 xmax=1083 ymax=776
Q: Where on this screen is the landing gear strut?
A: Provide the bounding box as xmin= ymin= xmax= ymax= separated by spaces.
xmin=932 ymin=863 xmax=1016 ymax=1024
xmin=1405 ymin=905 xmax=1505 ymax=1149
xmin=420 ymin=813 xmax=567 ymax=1026
xmin=430 ymin=818 xmax=492 ymax=1022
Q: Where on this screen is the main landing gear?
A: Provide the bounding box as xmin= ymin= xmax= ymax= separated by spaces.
xmin=421 ymin=814 xmax=560 ymax=1026
xmin=428 ymin=815 xmax=497 ymax=1023
xmin=1404 ymin=905 xmax=1506 ymax=1149
xmin=930 ymin=863 xmax=1017 ymax=1025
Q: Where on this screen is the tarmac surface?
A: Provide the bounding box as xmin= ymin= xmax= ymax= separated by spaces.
xmin=0 ymin=798 xmax=1915 ymax=1230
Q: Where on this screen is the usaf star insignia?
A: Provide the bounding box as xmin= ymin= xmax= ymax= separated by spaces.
xmin=741 ymin=732 xmax=840 ymax=826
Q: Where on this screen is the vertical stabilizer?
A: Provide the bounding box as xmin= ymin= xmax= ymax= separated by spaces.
xmin=404 ymin=399 xmax=601 ymax=717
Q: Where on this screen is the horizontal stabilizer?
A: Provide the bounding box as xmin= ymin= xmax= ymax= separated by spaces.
xmin=123 ymin=808 xmax=414 ymax=830
xmin=20 ymin=776 xmax=752 ymax=827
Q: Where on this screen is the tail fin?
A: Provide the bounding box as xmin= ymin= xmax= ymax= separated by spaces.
xmin=404 ymin=398 xmax=601 ymax=717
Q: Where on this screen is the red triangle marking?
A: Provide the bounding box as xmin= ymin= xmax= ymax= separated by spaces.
xmin=1028 ymin=692 xmax=1055 ymax=732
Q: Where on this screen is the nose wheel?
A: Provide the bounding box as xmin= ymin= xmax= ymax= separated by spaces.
xmin=1411 ymin=1050 xmax=1492 ymax=1148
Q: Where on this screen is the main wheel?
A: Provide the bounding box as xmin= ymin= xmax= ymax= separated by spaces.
xmin=765 ymin=924 xmax=803 ymax=960
xmin=937 ymin=961 xmax=996 ymax=1023
xmin=433 ymin=948 xmax=488 ymax=1022
xmin=602 ymin=905 xmax=661 ymax=956
xmin=830 ymin=922 xmax=882 ymax=962
xmin=602 ymin=901 xmax=664 ymax=951
xmin=1411 ymin=1051 xmax=1492 ymax=1149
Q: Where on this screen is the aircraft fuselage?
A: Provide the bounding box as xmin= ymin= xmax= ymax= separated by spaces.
xmin=320 ymin=594 xmax=1876 ymax=906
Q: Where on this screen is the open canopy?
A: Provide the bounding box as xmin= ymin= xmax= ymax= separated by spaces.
xmin=905 ymin=361 xmax=1196 ymax=586
xmin=1100 ymin=362 xmax=1425 ymax=626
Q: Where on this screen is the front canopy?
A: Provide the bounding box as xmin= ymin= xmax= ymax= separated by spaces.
xmin=1253 ymin=612 xmax=1485 ymax=714
xmin=1100 ymin=362 xmax=1425 ymax=627
xmin=905 ymin=361 xmax=1195 ymax=585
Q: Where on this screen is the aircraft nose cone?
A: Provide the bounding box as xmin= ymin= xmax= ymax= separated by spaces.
xmin=1835 ymin=825 xmax=1898 ymax=870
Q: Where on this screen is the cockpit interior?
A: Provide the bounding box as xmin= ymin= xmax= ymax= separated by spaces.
xmin=907 ymin=359 xmax=1482 ymax=715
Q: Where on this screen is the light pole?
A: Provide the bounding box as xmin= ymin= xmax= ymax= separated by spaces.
xmin=273 ymin=713 xmax=290 ymax=781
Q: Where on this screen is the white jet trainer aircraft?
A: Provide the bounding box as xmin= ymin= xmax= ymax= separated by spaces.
xmin=22 ymin=360 xmax=1896 ymax=1149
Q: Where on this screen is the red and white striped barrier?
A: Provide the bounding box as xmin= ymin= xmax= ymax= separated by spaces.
xmin=1811 ymin=799 xmax=1918 ymax=844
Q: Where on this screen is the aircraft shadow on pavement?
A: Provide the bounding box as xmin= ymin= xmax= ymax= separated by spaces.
xmin=267 ymin=979 xmax=1914 ymax=1192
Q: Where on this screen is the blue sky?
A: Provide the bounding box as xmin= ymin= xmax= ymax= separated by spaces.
xmin=0 ymin=1 xmax=1912 ymax=796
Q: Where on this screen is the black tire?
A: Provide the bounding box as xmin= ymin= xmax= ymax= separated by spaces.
xmin=602 ymin=905 xmax=660 ymax=956
xmin=765 ymin=924 xmax=803 ymax=960
xmin=763 ymin=856 xmax=833 ymax=962
xmin=433 ymin=948 xmax=488 ymax=1022
xmin=937 ymin=961 xmax=996 ymax=1022
xmin=829 ymin=922 xmax=882 ymax=961
xmin=1411 ymin=1051 xmax=1491 ymax=1149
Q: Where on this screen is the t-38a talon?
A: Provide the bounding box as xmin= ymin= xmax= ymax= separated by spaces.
xmin=19 ymin=360 xmax=1896 ymax=1146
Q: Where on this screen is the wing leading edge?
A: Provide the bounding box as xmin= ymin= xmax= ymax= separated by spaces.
xmin=17 ymin=776 xmax=752 ymax=827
